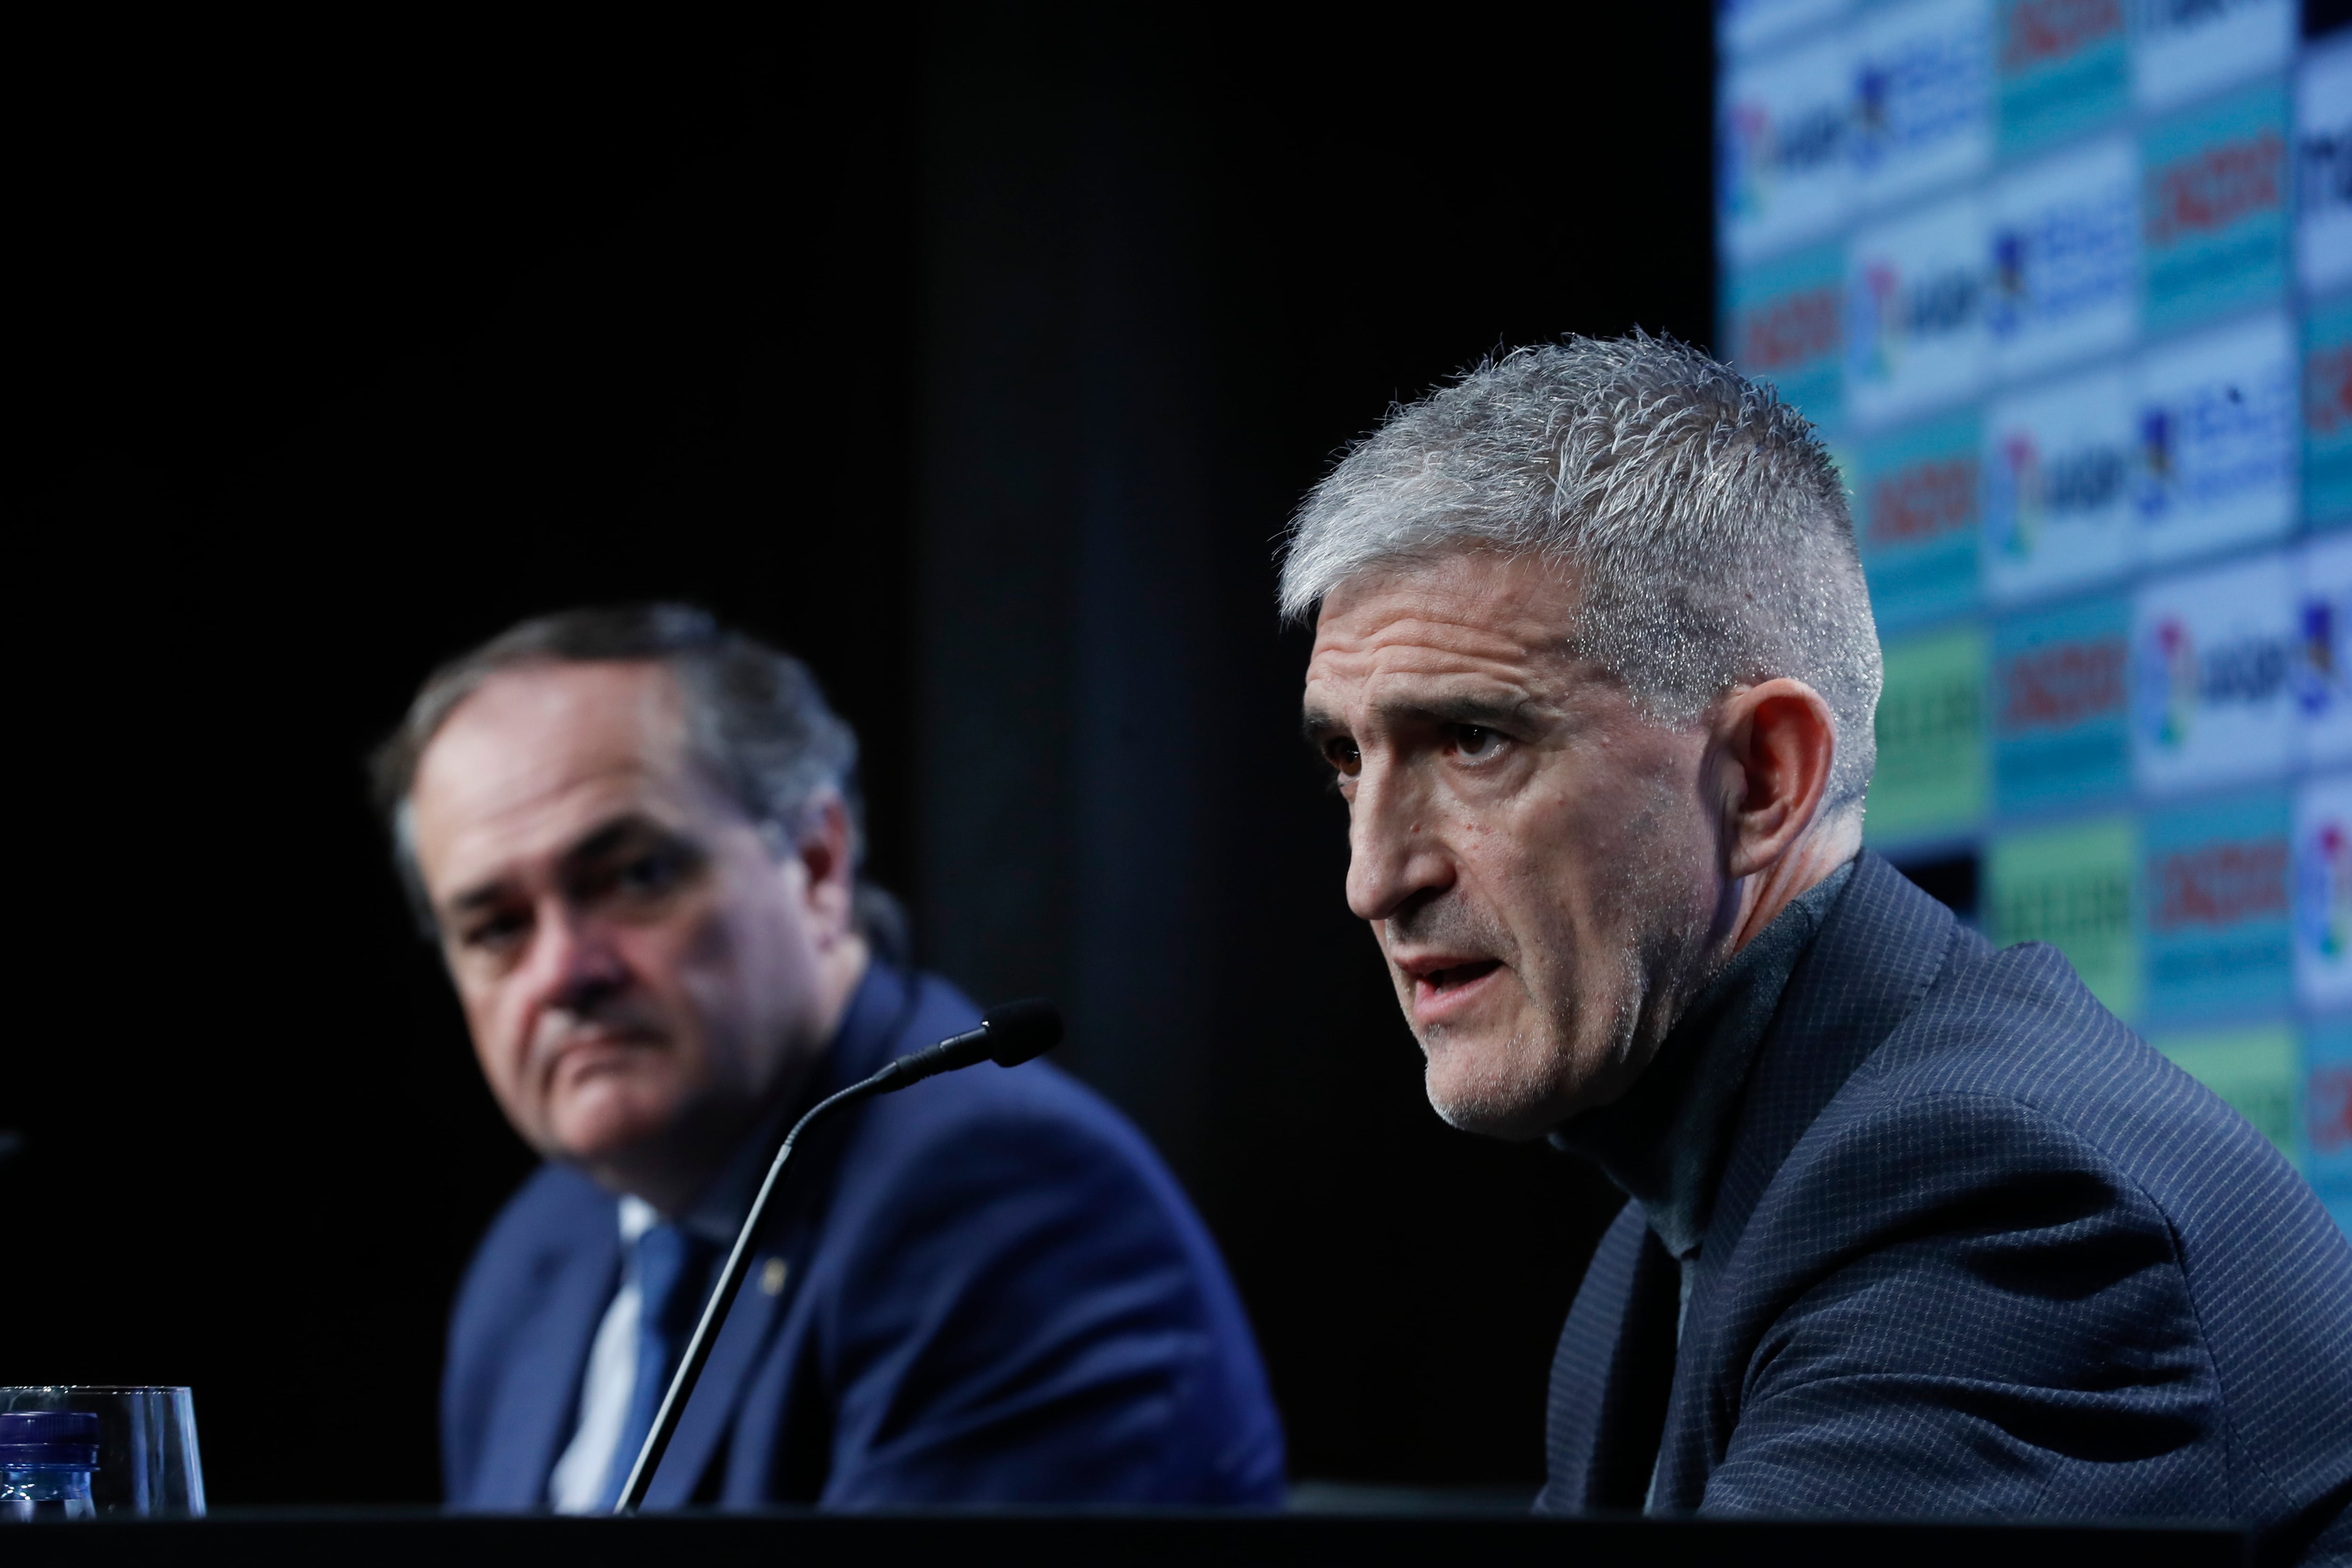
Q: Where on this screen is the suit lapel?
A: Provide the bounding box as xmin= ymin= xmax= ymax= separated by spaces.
xmin=1651 ymin=853 xmax=1961 ymax=1508
xmin=1542 ymin=1202 xmax=1681 ymax=1513
xmin=638 ymin=964 xmax=923 ymax=1508
xmin=473 ymin=1230 xmax=620 ymax=1509
xmin=1702 ymin=853 xmax=1957 ymax=1269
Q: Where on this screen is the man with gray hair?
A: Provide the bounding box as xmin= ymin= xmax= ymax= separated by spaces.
xmin=380 ymin=605 xmax=1283 ymax=1512
xmin=1289 ymin=336 xmax=2350 ymax=1555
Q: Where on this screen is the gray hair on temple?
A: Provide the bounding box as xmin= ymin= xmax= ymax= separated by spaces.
xmin=1279 ymin=334 xmax=1883 ymax=818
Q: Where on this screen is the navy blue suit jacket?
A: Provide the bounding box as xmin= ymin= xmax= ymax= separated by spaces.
xmin=443 ymin=963 xmax=1285 ymax=1509
xmin=1540 ymin=854 xmax=2352 ymax=1561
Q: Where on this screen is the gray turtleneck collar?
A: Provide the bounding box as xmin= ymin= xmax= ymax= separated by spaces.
xmin=1551 ymin=858 xmax=1855 ymax=1270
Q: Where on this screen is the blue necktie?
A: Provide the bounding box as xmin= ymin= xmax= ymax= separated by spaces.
xmin=601 ymin=1221 xmax=715 ymax=1509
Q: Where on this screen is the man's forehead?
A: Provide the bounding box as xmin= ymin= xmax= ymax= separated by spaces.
xmin=1304 ymin=553 xmax=1585 ymax=701
xmin=410 ymin=663 xmax=699 ymax=889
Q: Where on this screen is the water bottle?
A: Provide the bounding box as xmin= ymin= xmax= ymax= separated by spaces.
xmin=0 ymin=1410 xmax=100 ymax=1521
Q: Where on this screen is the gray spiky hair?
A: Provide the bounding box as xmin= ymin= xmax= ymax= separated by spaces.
xmin=1280 ymin=334 xmax=1881 ymax=816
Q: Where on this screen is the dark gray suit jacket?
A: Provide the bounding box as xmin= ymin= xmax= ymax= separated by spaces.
xmin=1539 ymin=854 xmax=2352 ymax=1564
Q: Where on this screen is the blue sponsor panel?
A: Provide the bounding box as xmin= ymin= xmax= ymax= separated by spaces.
xmin=1722 ymin=30 xmax=1857 ymax=264
xmin=1994 ymin=591 xmax=2134 ymax=815
xmin=1720 ymin=0 xmax=1851 ymax=61
xmin=2140 ymin=787 xmax=2294 ymax=1025
xmin=2139 ymin=79 xmax=2289 ymax=337
xmin=1988 ymin=135 xmax=2138 ymax=383
xmin=2133 ymin=313 xmax=2296 ymax=565
xmin=1994 ymin=0 xmax=2127 ymax=156
xmin=2295 ymin=31 xmax=2352 ymax=298
xmin=1855 ymin=409 xmax=1982 ymax=632
xmin=2304 ymin=537 xmax=2352 ymax=771
xmin=2298 ymin=772 xmax=2352 ymax=1013
xmin=2132 ymin=0 xmax=2295 ymax=114
xmin=2308 ymin=296 xmax=2352 ymax=528
xmin=2131 ymin=548 xmax=2297 ymax=796
xmin=1984 ymin=362 xmax=2137 ymax=604
xmin=1855 ymin=0 xmax=1992 ymax=210
xmin=2308 ymin=1017 xmax=2352 ymax=1238
xmin=1848 ymin=191 xmax=1988 ymax=430
xmin=1728 ymin=242 xmax=1848 ymax=427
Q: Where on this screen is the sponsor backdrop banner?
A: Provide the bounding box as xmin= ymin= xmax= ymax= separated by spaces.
xmin=1718 ymin=0 xmax=2349 ymax=1223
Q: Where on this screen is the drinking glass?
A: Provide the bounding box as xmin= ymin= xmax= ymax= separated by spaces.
xmin=0 ymin=1387 xmax=205 ymax=1517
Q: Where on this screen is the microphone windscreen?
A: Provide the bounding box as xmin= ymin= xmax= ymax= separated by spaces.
xmin=981 ymin=998 xmax=1063 ymax=1066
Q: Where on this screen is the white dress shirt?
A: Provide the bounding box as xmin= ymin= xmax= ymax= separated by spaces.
xmin=547 ymin=1195 xmax=660 ymax=1514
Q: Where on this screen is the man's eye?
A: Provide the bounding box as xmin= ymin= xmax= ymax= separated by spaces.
xmin=1453 ymin=725 xmax=1505 ymax=760
xmin=1324 ymin=738 xmax=1362 ymax=776
xmin=461 ymin=910 xmax=530 ymax=952
xmin=617 ymin=850 xmax=683 ymax=896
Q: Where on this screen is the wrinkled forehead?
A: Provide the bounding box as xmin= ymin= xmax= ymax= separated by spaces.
xmin=408 ymin=662 xmax=710 ymax=889
xmin=1303 ymin=552 xmax=1593 ymax=706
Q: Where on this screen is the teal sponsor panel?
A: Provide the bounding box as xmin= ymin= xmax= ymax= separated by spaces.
xmin=2139 ymin=79 xmax=2289 ymax=336
xmin=1994 ymin=592 xmax=2133 ymax=815
xmin=2307 ymin=294 xmax=2352 ymax=528
xmin=2140 ymin=787 xmax=2294 ymax=1023
xmin=1726 ymin=241 xmax=1846 ymax=429
xmin=1994 ymin=0 xmax=2128 ymax=156
xmin=1855 ymin=409 xmax=1981 ymax=633
xmin=2310 ymin=1017 xmax=2352 ymax=1238
xmin=1867 ymin=623 xmax=1991 ymax=844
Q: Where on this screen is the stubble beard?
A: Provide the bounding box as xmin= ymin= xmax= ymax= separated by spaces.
xmin=1412 ymin=795 xmax=1721 ymax=1140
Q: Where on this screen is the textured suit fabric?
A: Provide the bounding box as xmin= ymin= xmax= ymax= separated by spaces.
xmin=442 ymin=962 xmax=1285 ymax=1510
xmin=1538 ymin=853 xmax=2352 ymax=1564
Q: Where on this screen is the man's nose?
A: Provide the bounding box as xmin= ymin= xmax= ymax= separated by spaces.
xmin=1344 ymin=761 xmax=1453 ymax=923
xmin=527 ymin=901 xmax=632 ymax=1015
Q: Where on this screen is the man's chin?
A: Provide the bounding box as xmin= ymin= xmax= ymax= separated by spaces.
xmin=546 ymin=1083 xmax=683 ymax=1169
xmin=1421 ymin=1034 xmax=1569 ymax=1141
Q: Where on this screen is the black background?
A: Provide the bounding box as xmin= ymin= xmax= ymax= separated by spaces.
xmin=6 ymin=8 xmax=1716 ymax=1503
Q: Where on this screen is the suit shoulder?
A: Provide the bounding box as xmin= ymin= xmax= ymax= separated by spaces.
xmin=456 ymin=1163 xmax=613 ymax=1315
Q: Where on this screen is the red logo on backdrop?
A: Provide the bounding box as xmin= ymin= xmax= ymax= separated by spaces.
xmin=1739 ymin=286 xmax=1840 ymax=374
xmin=2147 ymin=130 xmax=2286 ymax=246
xmin=2001 ymin=0 xmax=2122 ymax=71
xmin=2309 ymin=342 xmax=2352 ymax=438
xmin=2313 ymin=1065 xmax=2352 ymax=1157
xmin=2000 ymin=638 xmax=2128 ymax=732
xmin=2152 ymin=839 xmax=2291 ymax=931
xmin=1868 ymin=455 xmax=1978 ymax=548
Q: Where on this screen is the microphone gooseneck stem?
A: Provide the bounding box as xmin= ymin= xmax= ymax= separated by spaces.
xmin=611 ymin=1025 xmax=988 ymax=1515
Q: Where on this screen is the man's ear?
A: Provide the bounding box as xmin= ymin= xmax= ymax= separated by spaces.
xmin=794 ymin=793 xmax=859 ymax=939
xmin=1714 ymin=678 xmax=1839 ymax=881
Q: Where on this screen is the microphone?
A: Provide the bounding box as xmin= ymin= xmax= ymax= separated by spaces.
xmin=612 ymin=998 xmax=1063 ymax=1515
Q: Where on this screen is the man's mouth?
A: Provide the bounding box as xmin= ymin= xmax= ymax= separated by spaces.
xmin=1418 ymin=959 xmax=1502 ymax=994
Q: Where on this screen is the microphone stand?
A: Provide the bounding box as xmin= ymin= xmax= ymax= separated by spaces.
xmin=612 ymin=1000 xmax=1060 ymax=1515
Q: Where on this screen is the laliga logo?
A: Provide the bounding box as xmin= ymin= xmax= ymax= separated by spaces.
xmin=2135 ymin=405 xmax=2175 ymax=520
xmin=2136 ymin=615 xmax=2199 ymax=750
xmin=1988 ymin=227 xmax=2027 ymax=340
xmin=1986 ymin=431 xmax=2043 ymax=561
xmin=1721 ymin=101 xmax=1773 ymax=220
xmin=2301 ymin=595 xmax=2346 ymax=718
xmin=2303 ymin=813 xmax=2352 ymax=968
xmin=1848 ymin=262 xmax=1903 ymax=382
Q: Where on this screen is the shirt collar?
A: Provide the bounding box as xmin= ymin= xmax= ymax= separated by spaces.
xmin=1550 ymin=858 xmax=1854 ymax=1262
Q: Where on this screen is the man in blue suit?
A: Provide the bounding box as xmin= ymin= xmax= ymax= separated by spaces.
xmin=1284 ymin=337 xmax=2350 ymax=1560
xmin=373 ymin=605 xmax=1283 ymax=1512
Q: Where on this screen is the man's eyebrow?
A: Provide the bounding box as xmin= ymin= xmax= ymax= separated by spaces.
xmin=1300 ymin=706 xmax=1347 ymax=745
xmin=560 ymin=816 xmax=660 ymax=870
xmin=1377 ymin=693 xmax=1543 ymax=730
xmin=446 ymin=879 xmax=513 ymax=918
xmin=443 ymin=814 xmax=684 ymax=918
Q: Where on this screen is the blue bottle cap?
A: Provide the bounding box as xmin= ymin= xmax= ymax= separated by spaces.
xmin=0 ymin=1409 xmax=101 ymax=1468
